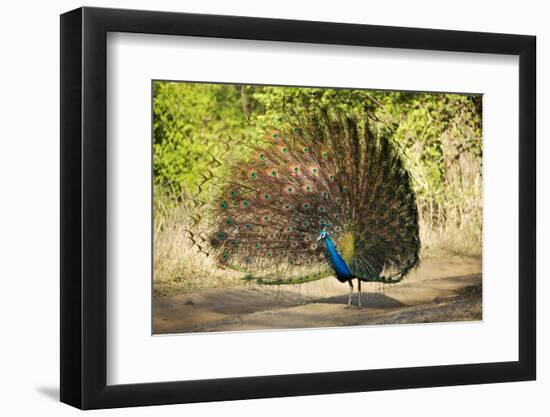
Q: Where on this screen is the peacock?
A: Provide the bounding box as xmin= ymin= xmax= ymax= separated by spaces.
xmin=190 ymin=109 xmax=420 ymax=308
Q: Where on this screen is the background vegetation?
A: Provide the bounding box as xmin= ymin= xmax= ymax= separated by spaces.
xmin=153 ymin=82 xmax=482 ymax=294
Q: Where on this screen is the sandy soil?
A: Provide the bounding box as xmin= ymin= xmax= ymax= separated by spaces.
xmin=153 ymin=257 xmax=482 ymax=334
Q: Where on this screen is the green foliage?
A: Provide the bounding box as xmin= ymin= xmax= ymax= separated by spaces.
xmin=153 ymin=82 xmax=245 ymax=200
xmin=376 ymin=92 xmax=482 ymax=230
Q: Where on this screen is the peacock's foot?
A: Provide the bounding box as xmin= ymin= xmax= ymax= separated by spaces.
xmin=345 ymin=305 xmax=361 ymax=310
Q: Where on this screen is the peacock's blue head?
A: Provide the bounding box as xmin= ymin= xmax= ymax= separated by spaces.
xmin=316 ymin=229 xmax=328 ymax=242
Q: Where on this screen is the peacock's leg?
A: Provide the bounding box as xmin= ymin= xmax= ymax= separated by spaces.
xmin=347 ymin=280 xmax=353 ymax=307
xmin=358 ymin=279 xmax=362 ymax=308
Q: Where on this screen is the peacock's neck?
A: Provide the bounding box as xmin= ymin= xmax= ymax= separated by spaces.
xmin=324 ymin=236 xmax=339 ymax=260
xmin=323 ymin=236 xmax=352 ymax=281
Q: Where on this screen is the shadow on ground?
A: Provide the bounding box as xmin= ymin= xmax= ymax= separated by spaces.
xmin=318 ymin=292 xmax=405 ymax=308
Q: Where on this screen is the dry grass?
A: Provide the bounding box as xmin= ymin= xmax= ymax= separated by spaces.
xmin=153 ymin=203 xmax=242 ymax=296
xmin=419 ymin=216 xmax=482 ymax=259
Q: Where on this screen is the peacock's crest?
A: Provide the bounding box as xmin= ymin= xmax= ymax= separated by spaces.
xmin=190 ymin=110 xmax=420 ymax=285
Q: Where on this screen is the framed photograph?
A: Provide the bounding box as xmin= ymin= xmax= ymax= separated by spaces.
xmin=60 ymin=6 xmax=536 ymax=409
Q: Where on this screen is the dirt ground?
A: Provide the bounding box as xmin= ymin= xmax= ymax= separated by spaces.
xmin=153 ymin=257 xmax=482 ymax=334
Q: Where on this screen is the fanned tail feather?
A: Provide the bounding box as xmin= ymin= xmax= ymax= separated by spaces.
xmin=189 ymin=107 xmax=420 ymax=285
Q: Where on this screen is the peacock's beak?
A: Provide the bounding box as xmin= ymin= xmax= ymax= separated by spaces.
xmin=316 ymin=236 xmax=322 ymax=242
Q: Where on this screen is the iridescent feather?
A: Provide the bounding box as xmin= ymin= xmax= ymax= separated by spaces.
xmin=196 ymin=110 xmax=420 ymax=286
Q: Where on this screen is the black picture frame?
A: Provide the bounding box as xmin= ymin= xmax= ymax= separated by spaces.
xmin=60 ymin=6 xmax=536 ymax=410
